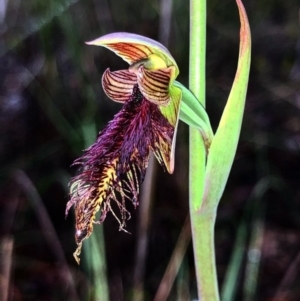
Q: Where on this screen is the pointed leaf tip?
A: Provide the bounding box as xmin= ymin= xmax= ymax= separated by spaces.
xmin=203 ymin=0 xmax=251 ymax=209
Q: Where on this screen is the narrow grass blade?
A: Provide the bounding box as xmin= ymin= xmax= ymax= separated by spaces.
xmin=83 ymin=227 xmax=109 ymax=301
xmin=153 ymin=216 xmax=191 ymax=301
xmin=221 ymin=222 xmax=246 ymax=301
xmin=0 ymin=237 xmax=13 ymax=301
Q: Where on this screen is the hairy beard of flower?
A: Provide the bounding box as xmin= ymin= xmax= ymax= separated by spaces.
xmin=66 ymin=84 xmax=174 ymax=262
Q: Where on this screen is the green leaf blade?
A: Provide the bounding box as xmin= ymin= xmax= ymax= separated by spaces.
xmin=203 ymin=0 xmax=251 ymax=210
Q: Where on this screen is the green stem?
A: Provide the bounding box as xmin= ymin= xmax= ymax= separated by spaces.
xmin=189 ymin=0 xmax=206 ymax=106
xmin=189 ymin=0 xmax=220 ymax=300
xmin=190 ymin=210 xmax=219 ymax=300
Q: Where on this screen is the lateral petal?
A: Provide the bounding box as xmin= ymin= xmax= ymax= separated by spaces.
xmin=102 ymin=68 xmax=137 ymax=103
xmin=136 ymin=66 xmax=175 ymax=105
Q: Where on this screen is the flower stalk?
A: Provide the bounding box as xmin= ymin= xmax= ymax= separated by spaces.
xmin=189 ymin=0 xmax=220 ymax=300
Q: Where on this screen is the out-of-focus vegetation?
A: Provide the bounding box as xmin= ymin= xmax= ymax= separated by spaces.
xmin=0 ymin=0 xmax=300 ymax=300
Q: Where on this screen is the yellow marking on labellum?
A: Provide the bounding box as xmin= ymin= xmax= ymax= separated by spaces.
xmin=71 ymin=159 xmax=118 ymax=264
xmin=71 ymin=155 xmax=145 ymax=263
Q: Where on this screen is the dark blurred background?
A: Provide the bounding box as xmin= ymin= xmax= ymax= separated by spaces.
xmin=1 ymin=0 xmax=300 ymax=300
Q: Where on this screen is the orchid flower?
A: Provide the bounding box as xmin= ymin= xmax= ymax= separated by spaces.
xmin=65 ymin=33 xmax=212 ymax=263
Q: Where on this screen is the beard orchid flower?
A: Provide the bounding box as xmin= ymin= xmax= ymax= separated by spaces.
xmin=66 ymin=33 xmax=183 ymax=263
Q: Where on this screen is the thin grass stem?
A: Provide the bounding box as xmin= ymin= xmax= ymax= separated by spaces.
xmin=13 ymin=170 xmax=79 ymax=301
xmin=0 ymin=237 xmax=13 ymax=301
xmin=153 ymin=216 xmax=191 ymax=301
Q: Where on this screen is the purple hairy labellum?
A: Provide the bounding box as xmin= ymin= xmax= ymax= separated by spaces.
xmin=66 ymin=85 xmax=174 ymax=263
